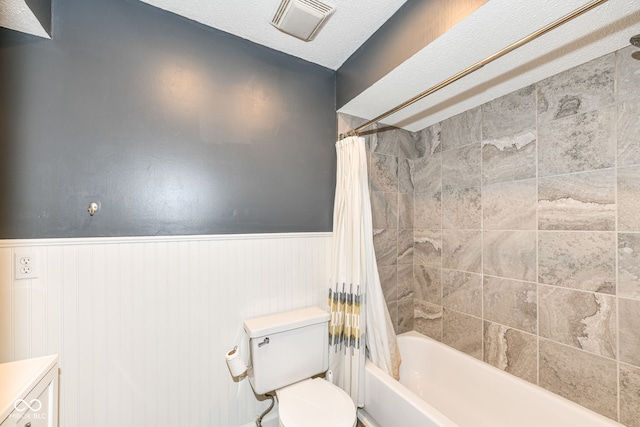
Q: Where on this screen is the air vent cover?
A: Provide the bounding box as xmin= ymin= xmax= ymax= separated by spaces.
xmin=271 ymin=0 xmax=335 ymax=42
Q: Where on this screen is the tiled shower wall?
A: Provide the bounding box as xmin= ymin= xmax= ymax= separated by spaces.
xmin=341 ymin=44 xmax=640 ymax=425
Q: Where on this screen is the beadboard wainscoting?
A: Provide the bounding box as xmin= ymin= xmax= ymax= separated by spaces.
xmin=0 ymin=232 xmax=332 ymax=427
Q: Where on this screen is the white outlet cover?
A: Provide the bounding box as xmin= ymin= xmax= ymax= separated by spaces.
xmin=14 ymin=253 xmax=38 ymax=280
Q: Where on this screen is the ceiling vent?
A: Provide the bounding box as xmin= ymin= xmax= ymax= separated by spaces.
xmin=271 ymin=0 xmax=335 ymax=42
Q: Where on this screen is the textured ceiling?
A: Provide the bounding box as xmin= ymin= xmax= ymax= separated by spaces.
xmin=138 ymin=0 xmax=408 ymax=70
xmin=0 ymin=0 xmax=50 ymax=38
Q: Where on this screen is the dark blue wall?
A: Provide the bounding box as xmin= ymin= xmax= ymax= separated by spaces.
xmin=0 ymin=0 xmax=336 ymax=238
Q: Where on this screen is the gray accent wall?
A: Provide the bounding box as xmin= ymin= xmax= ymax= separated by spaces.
xmin=336 ymin=0 xmax=487 ymax=109
xmin=0 ymin=0 xmax=336 ymax=239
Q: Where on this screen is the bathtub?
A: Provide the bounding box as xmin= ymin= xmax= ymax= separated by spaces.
xmin=358 ymin=331 xmax=621 ymax=427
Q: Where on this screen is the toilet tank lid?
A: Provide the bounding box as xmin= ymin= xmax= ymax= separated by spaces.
xmin=243 ymin=307 xmax=330 ymax=338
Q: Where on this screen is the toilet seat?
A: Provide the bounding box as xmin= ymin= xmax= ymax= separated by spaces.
xmin=276 ymin=378 xmax=357 ymax=427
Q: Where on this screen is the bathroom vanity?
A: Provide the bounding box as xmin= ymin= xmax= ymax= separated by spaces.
xmin=0 ymin=355 xmax=59 ymax=427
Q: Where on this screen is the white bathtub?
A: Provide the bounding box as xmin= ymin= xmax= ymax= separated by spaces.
xmin=358 ymin=331 xmax=621 ymax=427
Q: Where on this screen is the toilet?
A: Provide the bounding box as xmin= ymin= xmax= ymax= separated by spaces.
xmin=243 ymin=306 xmax=357 ymax=427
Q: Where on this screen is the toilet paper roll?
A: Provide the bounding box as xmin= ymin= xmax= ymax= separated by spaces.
xmin=226 ymin=346 xmax=248 ymax=377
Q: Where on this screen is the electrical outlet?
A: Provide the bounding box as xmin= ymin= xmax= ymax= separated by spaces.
xmin=14 ymin=253 xmax=37 ymax=279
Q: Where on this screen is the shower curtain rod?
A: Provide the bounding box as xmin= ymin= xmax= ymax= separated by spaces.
xmin=340 ymin=0 xmax=608 ymax=139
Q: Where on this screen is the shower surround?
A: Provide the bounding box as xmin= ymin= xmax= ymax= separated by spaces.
xmin=339 ymin=44 xmax=640 ymax=426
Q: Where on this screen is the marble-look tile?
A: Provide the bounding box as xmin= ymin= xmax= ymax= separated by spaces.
xmin=483 ymin=230 xmax=536 ymax=282
xmin=483 ymin=276 xmax=537 ymax=334
xmin=398 ymin=193 xmax=413 ymax=229
xmin=483 ymin=322 xmax=537 ymax=383
xmin=397 ymin=129 xmax=423 ymax=160
xmin=539 ymin=338 xmax=617 ymax=420
xmin=482 ymin=128 xmax=537 ymax=185
xmin=370 ymin=153 xmax=398 ymax=193
xmin=537 ymin=53 xmax=615 ymax=123
xmin=398 ymin=158 xmax=413 ymax=194
xmin=483 ymin=179 xmax=537 ymax=230
xmin=618 ymin=165 xmax=640 ymax=231
xmin=414 ymin=300 xmax=443 ymax=341
xmin=337 ymin=112 xmax=363 ymax=134
xmin=398 ymin=298 xmax=414 ymax=334
xmin=373 ymin=229 xmax=397 ymax=266
xmin=397 ymin=264 xmax=414 ymax=301
xmin=538 ymin=169 xmax=616 ymax=231
xmin=442 ymin=143 xmax=481 ymax=191
xmin=442 ymin=269 xmax=482 ymax=317
xmin=378 ymin=265 xmax=397 ymax=304
xmin=413 ymin=153 xmax=441 ymax=194
xmin=387 ymin=301 xmax=398 ymax=334
xmin=370 ymin=191 xmax=398 ymax=229
xmin=618 ymin=99 xmax=640 ymax=167
xmin=539 ymin=286 xmax=616 ymax=358
xmin=414 ymin=264 xmax=441 ymax=305
xmin=414 ymin=191 xmax=441 ymax=230
xmin=618 ymin=45 xmax=640 ymax=103
xmin=538 ymin=231 xmax=616 ymax=294
xmin=620 ymin=298 xmax=640 ymax=367
xmin=443 ymin=309 xmax=483 ymax=360
xmin=441 ymin=186 xmax=481 ymax=230
xmin=416 ymin=122 xmax=442 ymax=157
xmin=442 ymin=229 xmax=482 ymax=273
xmin=372 ymin=126 xmax=399 ymax=156
xmin=414 ymin=229 xmax=442 ymax=267
xmin=619 ymin=233 xmax=640 ymax=300
xmin=482 ymin=85 xmax=536 ymax=139
xmin=538 ymin=107 xmax=616 ymax=177
xmin=338 ymin=113 xmax=376 ymax=151
xmin=397 ymin=229 xmax=414 ymax=265
xmin=620 ymin=363 xmax=640 ymax=427
xmin=441 ymin=106 xmax=482 ymax=151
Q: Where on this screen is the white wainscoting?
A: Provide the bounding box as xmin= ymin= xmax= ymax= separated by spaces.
xmin=0 ymin=232 xmax=332 ymax=427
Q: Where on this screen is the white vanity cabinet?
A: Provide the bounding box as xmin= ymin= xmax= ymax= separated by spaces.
xmin=0 ymin=355 xmax=59 ymax=427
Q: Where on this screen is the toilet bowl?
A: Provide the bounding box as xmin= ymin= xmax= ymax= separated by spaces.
xmin=276 ymin=378 xmax=356 ymax=427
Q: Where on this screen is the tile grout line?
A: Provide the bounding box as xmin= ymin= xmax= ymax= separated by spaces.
xmin=535 ymin=77 xmax=541 ymax=388
xmin=479 ymin=105 xmax=485 ymax=363
xmin=614 ymin=48 xmax=621 ymax=423
xmin=440 ymin=128 xmax=444 ymax=343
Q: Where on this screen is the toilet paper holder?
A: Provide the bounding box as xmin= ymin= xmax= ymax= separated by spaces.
xmin=226 ymin=345 xmax=249 ymax=378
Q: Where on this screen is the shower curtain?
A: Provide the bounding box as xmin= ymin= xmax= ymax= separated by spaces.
xmin=328 ymin=135 xmax=401 ymax=407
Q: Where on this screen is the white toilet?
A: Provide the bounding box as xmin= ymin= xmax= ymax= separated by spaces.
xmin=243 ymin=306 xmax=357 ymax=427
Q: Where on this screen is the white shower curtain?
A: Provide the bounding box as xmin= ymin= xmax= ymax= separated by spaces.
xmin=328 ymin=136 xmax=401 ymax=407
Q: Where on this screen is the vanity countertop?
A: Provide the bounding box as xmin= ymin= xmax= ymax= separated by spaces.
xmin=0 ymin=355 xmax=59 ymax=424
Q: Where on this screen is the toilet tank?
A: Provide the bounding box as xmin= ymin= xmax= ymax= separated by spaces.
xmin=243 ymin=307 xmax=330 ymax=395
